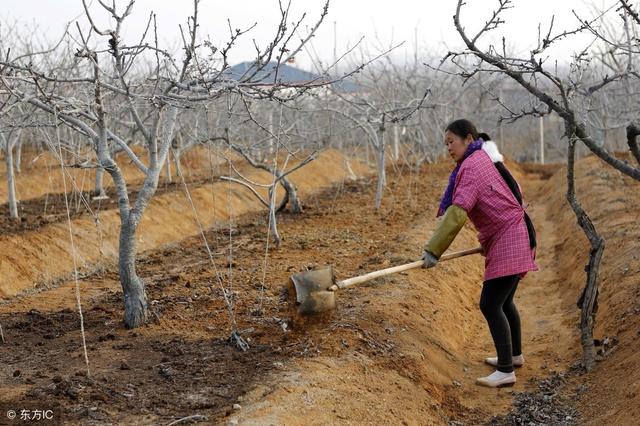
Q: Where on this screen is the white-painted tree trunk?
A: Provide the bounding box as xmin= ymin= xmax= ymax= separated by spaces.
xmin=539 ymin=116 xmax=545 ymax=165
xmin=5 ymin=145 xmax=19 ymax=219
xmin=2 ymin=131 xmax=22 ymax=219
xmin=374 ymin=125 xmax=387 ymax=210
xmin=268 ymin=185 xmax=281 ymax=248
xmin=392 ymin=124 xmax=400 ymax=161
xmin=15 ymin=140 xmax=22 ymax=174
xmin=94 ymin=167 xmax=106 ymax=197
xmin=269 ymin=112 xmax=275 ymax=155
xmin=165 ymin=152 xmax=172 ymax=183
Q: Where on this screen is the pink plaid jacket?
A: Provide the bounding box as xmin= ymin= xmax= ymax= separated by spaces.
xmin=452 ymin=150 xmax=538 ymax=281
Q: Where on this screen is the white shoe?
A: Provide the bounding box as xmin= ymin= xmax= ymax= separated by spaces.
xmin=484 ymin=354 xmax=524 ymax=368
xmin=476 ymin=370 xmax=516 ymax=388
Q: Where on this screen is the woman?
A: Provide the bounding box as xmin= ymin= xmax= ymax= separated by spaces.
xmin=422 ymin=119 xmax=538 ymax=388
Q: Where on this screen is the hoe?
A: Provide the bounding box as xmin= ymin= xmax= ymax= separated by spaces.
xmin=289 ymin=247 xmax=482 ymax=315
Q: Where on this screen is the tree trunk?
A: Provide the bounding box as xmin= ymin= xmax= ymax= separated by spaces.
xmin=567 ymin=137 xmax=605 ymax=372
xmin=375 ymin=121 xmax=387 ymax=210
xmin=174 ymin=150 xmax=183 ymax=178
xmin=94 ymin=167 xmax=107 ymax=198
xmin=392 ymin=124 xmax=400 ymax=161
xmin=119 ymin=217 xmax=148 ymax=328
xmin=269 ymin=112 xmax=275 ymax=156
xmin=114 ymin=105 xmax=177 ymax=328
xmin=539 ymin=116 xmax=545 ymax=165
xmin=5 ymin=146 xmax=19 ymax=219
xmin=165 ymin=152 xmax=172 ymax=183
xmin=627 ymin=122 xmax=640 ymax=165
xmin=279 ymin=176 xmax=303 ymax=214
xmin=268 ymin=186 xmax=281 ymax=248
xmin=374 ymin=143 xmax=386 ymax=210
xmin=15 ymin=140 xmax=22 ymax=174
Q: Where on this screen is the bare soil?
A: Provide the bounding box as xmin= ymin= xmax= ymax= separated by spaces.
xmin=0 ymin=177 xmax=214 ymax=235
xmin=0 ymin=152 xmax=638 ymax=425
xmin=0 ymin=169 xmax=443 ymax=424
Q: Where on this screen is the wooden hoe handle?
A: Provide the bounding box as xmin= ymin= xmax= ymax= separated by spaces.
xmin=329 ymin=246 xmax=483 ymax=291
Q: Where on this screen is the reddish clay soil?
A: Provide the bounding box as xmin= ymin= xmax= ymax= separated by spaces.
xmin=0 ymin=152 xmax=638 ymax=425
xmin=0 ymin=169 xmax=443 ymax=424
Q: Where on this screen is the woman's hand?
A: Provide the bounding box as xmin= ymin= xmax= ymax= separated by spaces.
xmin=422 ymin=250 xmax=438 ymax=268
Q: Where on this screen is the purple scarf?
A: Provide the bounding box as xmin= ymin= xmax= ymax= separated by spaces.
xmin=437 ymin=139 xmax=484 ymax=217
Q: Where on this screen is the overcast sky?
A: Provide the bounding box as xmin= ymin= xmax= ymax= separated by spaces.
xmin=2 ymin=0 xmax=611 ymax=70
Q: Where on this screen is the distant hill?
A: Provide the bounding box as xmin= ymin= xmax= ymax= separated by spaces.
xmin=224 ymin=61 xmax=360 ymax=93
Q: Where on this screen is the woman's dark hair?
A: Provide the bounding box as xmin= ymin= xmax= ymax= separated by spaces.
xmin=478 ymin=132 xmax=492 ymax=141
xmin=445 ymin=119 xmax=479 ymax=141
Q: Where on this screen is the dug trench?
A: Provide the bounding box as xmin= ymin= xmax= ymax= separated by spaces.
xmin=0 ymin=146 xmax=269 ymax=237
xmin=0 ymin=176 xmax=220 ymax=236
xmin=0 ymin=152 xmax=638 ymax=425
xmin=0 ymin=149 xmax=368 ymax=297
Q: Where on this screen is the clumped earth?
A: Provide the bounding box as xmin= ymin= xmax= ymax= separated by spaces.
xmin=484 ymin=367 xmax=580 ymax=426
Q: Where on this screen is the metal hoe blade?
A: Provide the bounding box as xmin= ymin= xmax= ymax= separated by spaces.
xmin=290 ymin=267 xmax=337 ymax=315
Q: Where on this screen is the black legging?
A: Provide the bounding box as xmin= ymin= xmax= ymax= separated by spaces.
xmin=479 ymin=274 xmax=522 ymax=373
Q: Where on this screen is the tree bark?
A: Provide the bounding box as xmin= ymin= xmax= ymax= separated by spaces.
xmin=165 ymin=152 xmax=172 ymax=183
xmin=97 ymin=145 xmax=149 ymax=329
xmin=627 ymin=122 xmax=640 ymax=165
xmin=374 ymin=121 xmax=387 ymax=210
xmin=119 ymin=216 xmax=148 ymax=328
xmin=392 ymin=124 xmax=400 ymax=161
xmin=279 ymin=176 xmax=303 ymax=214
xmin=91 ymin=57 xmax=175 ymax=329
xmin=374 ymin=144 xmax=386 ymax=210
xmin=275 ymin=187 xmax=290 ymax=213
xmin=268 ymin=186 xmax=281 ymax=248
xmin=173 ymin=150 xmax=183 ymax=179
xmin=5 ymin=145 xmax=19 ymax=219
xmin=94 ymin=167 xmax=107 ymax=198
xmin=15 ymin=140 xmax=22 ymax=174
xmin=116 ymin=106 xmax=176 ymax=328
xmin=567 ymin=137 xmax=605 ymax=372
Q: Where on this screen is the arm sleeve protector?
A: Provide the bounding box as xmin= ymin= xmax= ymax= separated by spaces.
xmin=424 ymin=204 xmax=468 ymax=258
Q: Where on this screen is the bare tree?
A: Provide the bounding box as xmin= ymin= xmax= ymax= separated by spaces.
xmin=0 ymin=107 xmax=25 ymax=219
xmin=212 ymin=97 xmax=320 ymax=247
xmin=317 ymin=50 xmax=433 ymax=208
xmin=0 ymin=0 xmax=335 ymax=329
